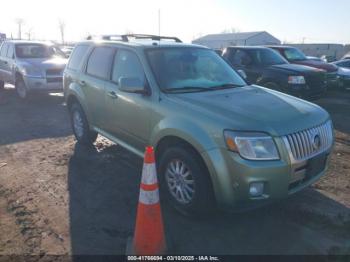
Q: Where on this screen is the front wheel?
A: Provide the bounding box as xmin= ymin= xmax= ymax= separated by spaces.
xmin=69 ymin=103 xmax=98 ymax=145
xmin=15 ymin=77 xmax=28 ymax=99
xmin=157 ymin=146 xmax=215 ymax=216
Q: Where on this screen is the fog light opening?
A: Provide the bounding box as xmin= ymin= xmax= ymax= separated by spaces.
xmin=249 ymin=182 xmax=264 ymax=197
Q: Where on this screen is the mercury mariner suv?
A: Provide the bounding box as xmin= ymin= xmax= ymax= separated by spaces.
xmin=63 ymin=34 xmax=334 ymax=214
xmin=0 ymin=40 xmax=67 ymax=99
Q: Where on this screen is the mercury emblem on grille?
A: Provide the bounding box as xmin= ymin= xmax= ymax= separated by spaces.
xmin=312 ymin=133 xmax=321 ymax=150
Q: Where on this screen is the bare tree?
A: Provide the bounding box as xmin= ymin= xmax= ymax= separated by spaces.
xmin=221 ymin=27 xmax=240 ymax=34
xmin=25 ymin=27 xmax=34 ymax=40
xmin=15 ymin=18 xmax=25 ymax=39
xmin=58 ymin=19 xmax=66 ymax=44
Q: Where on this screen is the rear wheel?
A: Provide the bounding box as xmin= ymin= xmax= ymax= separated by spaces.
xmin=69 ymin=103 xmax=98 ymax=145
xmin=157 ymin=145 xmax=215 ymax=216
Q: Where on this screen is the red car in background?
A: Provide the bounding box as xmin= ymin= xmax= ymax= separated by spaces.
xmin=267 ymin=46 xmax=338 ymax=87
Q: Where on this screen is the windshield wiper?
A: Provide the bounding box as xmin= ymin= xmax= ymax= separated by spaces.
xmin=164 ymin=86 xmax=210 ymax=93
xmin=207 ymin=83 xmax=244 ymax=90
xmin=164 ymin=83 xmax=244 ymax=93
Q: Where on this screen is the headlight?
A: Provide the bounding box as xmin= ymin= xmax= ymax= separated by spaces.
xmin=224 ymin=131 xmax=280 ymax=160
xmin=20 ymin=67 xmax=43 ymax=77
xmin=288 ymin=76 xmax=306 ymax=85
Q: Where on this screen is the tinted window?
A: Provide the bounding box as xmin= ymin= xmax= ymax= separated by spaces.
xmin=68 ymin=45 xmax=89 ymax=70
xmin=340 ymin=61 xmax=350 ymax=68
xmin=86 ymin=46 xmax=115 ymax=79
xmin=6 ymin=44 xmax=14 ymax=58
xmin=112 ymin=50 xmax=145 ymax=83
xmin=231 ymin=50 xmax=252 ymax=66
xmin=247 ymin=49 xmax=287 ymax=66
xmin=15 ymin=44 xmax=61 ymax=58
xmin=283 ymin=48 xmax=307 ymax=61
xmin=0 ymin=43 xmax=8 ymax=57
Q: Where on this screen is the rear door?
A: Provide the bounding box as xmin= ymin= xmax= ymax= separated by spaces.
xmin=79 ymin=46 xmax=115 ymax=128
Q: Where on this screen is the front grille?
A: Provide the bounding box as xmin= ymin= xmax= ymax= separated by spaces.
xmin=284 ymin=121 xmax=333 ymax=161
xmin=305 ymin=73 xmax=326 ymax=91
xmin=47 ymin=77 xmax=63 ymax=83
xmin=46 ymin=68 xmax=63 ymax=76
xmin=327 ymin=72 xmax=337 ymax=81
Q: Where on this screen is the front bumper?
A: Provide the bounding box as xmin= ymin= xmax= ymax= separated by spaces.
xmin=23 ymin=76 xmax=63 ymax=92
xmin=326 ymin=72 xmax=338 ymax=87
xmin=286 ymin=83 xmax=326 ymax=98
xmin=337 ymin=76 xmax=350 ymax=90
xmin=202 ymin=137 xmax=332 ymax=211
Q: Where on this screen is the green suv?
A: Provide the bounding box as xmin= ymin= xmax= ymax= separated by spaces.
xmin=64 ymin=35 xmax=334 ymax=214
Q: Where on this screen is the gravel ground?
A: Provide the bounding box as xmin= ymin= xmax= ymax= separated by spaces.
xmin=0 ymin=86 xmax=349 ymax=260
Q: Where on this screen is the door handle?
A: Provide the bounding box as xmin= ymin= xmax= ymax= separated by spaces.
xmin=4 ymin=61 xmax=8 ymax=65
xmin=107 ymin=91 xmax=118 ymax=99
xmin=78 ymin=80 xmax=86 ymax=86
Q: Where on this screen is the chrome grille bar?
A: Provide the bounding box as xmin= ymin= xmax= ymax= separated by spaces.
xmin=284 ymin=121 xmax=333 ymax=161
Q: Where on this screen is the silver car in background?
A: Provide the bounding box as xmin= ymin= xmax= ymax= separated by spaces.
xmin=0 ymin=40 xmax=67 ymax=99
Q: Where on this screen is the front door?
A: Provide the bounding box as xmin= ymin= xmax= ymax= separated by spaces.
xmin=4 ymin=43 xmax=15 ymax=84
xmin=104 ymin=49 xmax=151 ymax=152
xmin=0 ymin=43 xmax=8 ymax=82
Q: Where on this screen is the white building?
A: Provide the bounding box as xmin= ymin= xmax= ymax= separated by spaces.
xmin=192 ymin=31 xmax=281 ymax=49
xmin=287 ymin=43 xmax=347 ymax=60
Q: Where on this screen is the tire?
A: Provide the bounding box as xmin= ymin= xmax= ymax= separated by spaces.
xmin=15 ymin=77 xmax=28 ymax=99
xmin=0 ymin=80 xmax=4 ymax=91
xmin=157 ymin=145 xmax=215 ymax=216
xmin=69 ymin=103 xmax=98 ymax=145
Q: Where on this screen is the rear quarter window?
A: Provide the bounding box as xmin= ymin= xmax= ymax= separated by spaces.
xmin=86 ymin=46 xmax=115 ymax=79
xmin=0 ymin=43 xmax=8 ymax=57
xmin=67 ymin=45 xmax=89 ymax=70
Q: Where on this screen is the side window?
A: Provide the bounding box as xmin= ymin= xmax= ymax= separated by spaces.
xmin=0 ymin=43 xmax=8 ymax=57
xmin=232 ymin=50 xmax=251 ymax=66
xmin=86 ymin=46 xmax=115 ymax=79
xmin=112 ymin=50 xmax=145 ymax=84
xmin=67 ymin=45 xmax=89 ymax=70
xmin=6 ymin=44 xmax=14 ymax=58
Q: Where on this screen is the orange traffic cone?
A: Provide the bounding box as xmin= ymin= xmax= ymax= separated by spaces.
xmin=131 ymin=146 xmax=167 ymax=255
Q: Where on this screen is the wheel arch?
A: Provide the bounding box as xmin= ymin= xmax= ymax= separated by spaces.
xmin=154 ymin=135 xmax=217 ymax=204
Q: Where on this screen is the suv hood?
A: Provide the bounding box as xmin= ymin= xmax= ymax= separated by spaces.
xmin=270 ymin=63 xmax=323 ymax=75
xmin=18 ymin=57 xmax=67 ymax=70
xmin=169 ymin=85 xmax=329 ymax=136
xmin=292 ymin=59 xmax=338 ymax=73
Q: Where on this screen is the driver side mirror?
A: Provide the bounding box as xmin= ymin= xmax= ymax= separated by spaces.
xmin=119 ymin=77 xmax=149 ymax=95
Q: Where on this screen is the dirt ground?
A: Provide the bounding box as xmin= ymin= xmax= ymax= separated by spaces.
xmin=0 ymin=85 xmax=349 ymax=260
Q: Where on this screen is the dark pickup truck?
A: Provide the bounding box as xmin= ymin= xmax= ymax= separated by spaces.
xmin=267 ymin=46 xmax=338 ymax=87
xmin=222 ymin=46 xmax=327 ymax=98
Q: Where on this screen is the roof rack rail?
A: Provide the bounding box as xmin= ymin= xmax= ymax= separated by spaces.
xmin=122 ymin=34 xmax=182 ymax=43
xmin=86 ymin=34 xmax=128 ymax=41
xmin=86 ymin=34 xmax=182 ymax=43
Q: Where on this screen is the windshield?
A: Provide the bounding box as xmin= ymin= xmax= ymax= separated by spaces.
xmin=247 ymin=49 xmax=287 ymax=66
xmin=283 ymin=48 xmax=307 ymax=61
xmin=146 ymin=47 xmax=246 ymax=93
xmin=15 ymin=44 xmax=64 ymax=59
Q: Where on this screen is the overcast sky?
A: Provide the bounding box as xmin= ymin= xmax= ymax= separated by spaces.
xmin=0 ymin=0 xmax=349 ymax=44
